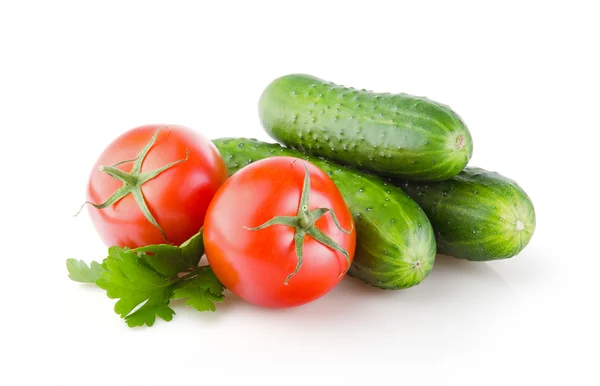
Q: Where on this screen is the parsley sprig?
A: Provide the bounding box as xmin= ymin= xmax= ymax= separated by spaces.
xmin=67 ymin=229 xmax=225 ymax=327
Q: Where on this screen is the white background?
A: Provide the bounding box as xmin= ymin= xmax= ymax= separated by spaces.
xmin=1 ymin=1 xmax=598 ymax=385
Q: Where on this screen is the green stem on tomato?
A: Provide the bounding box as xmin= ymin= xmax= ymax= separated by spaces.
xmin=243 ymin=161 xmax=353 ymax=285
xmin=75 ymin=127 xmax=189 ymax=244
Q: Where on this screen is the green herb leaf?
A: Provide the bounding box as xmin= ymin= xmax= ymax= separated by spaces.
xmin=96 ymin=247 xmax=176 ymax=327
xmin=132 ymin=229 xmax=205 ymax=277
xmin=132 ymin=244 xmax=189 ymax=277
xmin=172 ymin=266 xmax=225 ymax=312
xmin=66 ymin=259 xmax=106 ymax=283
xmin=124 ymin=287 xmax=175 ymax=327
xmin=179 ymin=228 xmax=204 ymax=268
xmin=67 ymin=228 xmax=223 ymax=327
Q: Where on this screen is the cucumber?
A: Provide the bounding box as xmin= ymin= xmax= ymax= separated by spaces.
xmin=213 ymin=137 xmax=436 ymax=289
xmin=259 ymin=74 xmax=473 ymax=181
xmin=393 ymin=167 xmax=536 ymax=261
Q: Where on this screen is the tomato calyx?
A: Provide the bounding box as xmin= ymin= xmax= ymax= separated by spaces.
xmin=244 ymin=162 xmax=353 ymax=285
xmin=77 ymin=128 xmax=189 ymax=243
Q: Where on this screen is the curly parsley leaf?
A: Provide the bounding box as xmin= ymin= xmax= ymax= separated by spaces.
xmin=172 ymin=266 xmax=225 ymax=312
xmin=66 ymin=259 xmax=106 ymax=283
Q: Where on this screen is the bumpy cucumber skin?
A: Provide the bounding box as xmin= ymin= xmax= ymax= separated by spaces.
xmin=394 ymin=167 xmax=536 ymax=261
xmin=213 ymin=138 xmax=436 ymax=290
xmin=259 ymin=74 xmax=473 ymax=181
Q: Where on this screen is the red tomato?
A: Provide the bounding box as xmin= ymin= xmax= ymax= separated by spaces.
xmin=86 ymin=124 xmax=227 ymax=248
xmin=204 ymin=156 xmax=356 ymax=308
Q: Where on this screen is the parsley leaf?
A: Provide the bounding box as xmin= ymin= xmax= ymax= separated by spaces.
xmin=172 ymin=266 xmax=225 ymax=312
xmin=67 ymin=229 xmax=225 ymax=327
xmin=132 ymin=244 xmax=190 ymax=277
xmin=123 ymin=286 xmax=175 ymax=327
xmin=66 ymin=259 xmax=106 ymax=283
xmin=178 ymin=229 xmax=204 ymax=268
xmin=96 ymin=247 xmax=176 ymax=326
xmin=132 ymin=228 xmax=205 ymax=277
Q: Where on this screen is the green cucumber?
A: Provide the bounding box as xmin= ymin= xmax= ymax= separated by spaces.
xmin=213 ymin=137 xmax=436 ymax=290
xmin=393 ymin=167 xmax=536 ymax=261
xmin=259 ymin=74 xmax=473 ymax=181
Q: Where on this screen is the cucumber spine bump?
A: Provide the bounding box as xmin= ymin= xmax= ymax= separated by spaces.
xmin=213 ymin=137 xmax=437 ymax=290
xmin=394 ymin=167 xmax=536 ymax=261
xmin=259 ymin=74 xmax=473 ymax=181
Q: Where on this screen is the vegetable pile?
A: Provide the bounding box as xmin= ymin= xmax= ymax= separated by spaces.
xmin=68 ymin=74 xmax=536 ymax=327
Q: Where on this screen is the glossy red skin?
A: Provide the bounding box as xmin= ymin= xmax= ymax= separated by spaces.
xmin=87 ymin=124 xmax=227 ymax=248
xmin=204 ymin=156 xmax=356 ymax=308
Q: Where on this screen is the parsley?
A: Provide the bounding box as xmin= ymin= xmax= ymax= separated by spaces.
xmin=172 ymin=267 xmax=225 ymax=312
xmin=66 ymin=228 xmax=225 ymax=327
xmin=66 ymin=259 xmax=105 ymax=283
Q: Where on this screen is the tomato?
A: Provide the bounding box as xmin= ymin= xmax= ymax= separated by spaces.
xmin=85 ymin=124 xmax=227 ymax=248
xmin=204 ymin=156 xmax=356 ymax=308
